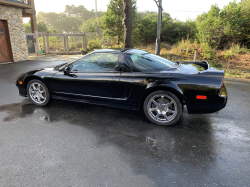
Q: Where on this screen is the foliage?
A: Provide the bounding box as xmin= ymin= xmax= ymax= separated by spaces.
xmin=64 ymin=5 xmax=104 ymax=19
xmin=101 ymin=0 xmax=124 ymax=45
xmin=196 ymin=5 xmax=224 ymax=49
xmin=101 ymin=0 xmax=137 ymax=45
xmin=87 ymin=39 xmax=101 ymax=51
xmin=134 ymin=11 xmax=197 ymax=45
xmin=79 ymin=17 xmax=102 ymax=33
xmin=70 ymin=43 xmax=77 ymax=50
xmin=196 ymin=0 xmax=250 ymax=49
xmin=36 ymin=5 xmax=104 ymax=33
xmin=201 ymin=43 xmax=215 ymax=59
xmin=24 ymin=21 xmax=49 ymax=33
xmin=229 ymin=43 xmax=249 ymax=54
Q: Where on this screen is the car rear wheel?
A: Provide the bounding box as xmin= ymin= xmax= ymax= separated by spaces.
xmin=143 ymin=91 xmax=182 ymax=126
xmin=27 ymin=79 xmax=50 ymax=107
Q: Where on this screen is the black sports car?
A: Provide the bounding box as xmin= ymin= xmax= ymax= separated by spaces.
xmin=16 ymin=49 xmax=228 ymax=126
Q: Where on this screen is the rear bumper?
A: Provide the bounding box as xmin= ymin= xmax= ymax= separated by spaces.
xmin=188 ymin=84 xmax=228 ymax=114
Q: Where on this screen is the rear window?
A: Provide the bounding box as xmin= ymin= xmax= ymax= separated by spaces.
xmin=127 ymin=53 xmax=175 ymax=72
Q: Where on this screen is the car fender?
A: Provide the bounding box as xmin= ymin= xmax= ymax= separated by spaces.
xmin=140 ymin=83 xmax=185 ymax=108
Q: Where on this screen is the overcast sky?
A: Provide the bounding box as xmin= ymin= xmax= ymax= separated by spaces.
xmin=29 ymin=0 xmax=235 ymax=21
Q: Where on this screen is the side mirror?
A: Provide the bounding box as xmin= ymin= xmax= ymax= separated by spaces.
xmin=64 ymin=66 xmax=71 ymax=75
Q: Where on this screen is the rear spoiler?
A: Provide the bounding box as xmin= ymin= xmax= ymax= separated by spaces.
xmin=177 ymin=61 xmax=209 ymax=70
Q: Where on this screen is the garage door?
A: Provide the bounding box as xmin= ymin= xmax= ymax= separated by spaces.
xmin=0 ymin=20 xmax=12 ymax=63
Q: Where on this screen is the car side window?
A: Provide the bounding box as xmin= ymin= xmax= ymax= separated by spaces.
xmin=126 ymin=53 xmax=175 ymax=72
xmin=71 ymin=53 xmax=119 ymax=72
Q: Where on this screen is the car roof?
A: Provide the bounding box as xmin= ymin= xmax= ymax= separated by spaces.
xmin=92 ymin=48 xmax=148 ymax=54
xmin=125 ymin=49 xmax=148 ymax=54
xmin=92 ymin=49 xmax=118 ymax=53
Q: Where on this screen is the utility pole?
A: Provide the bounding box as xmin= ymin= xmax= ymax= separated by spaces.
xmin=95 ymin=0 xmax=100 ymax=38
xmin=95 ymin=0 xmax=98 ymax=19
xmin=154 ymin=0 xmax=163 ymax=55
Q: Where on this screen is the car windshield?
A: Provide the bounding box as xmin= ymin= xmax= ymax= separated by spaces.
xmin=128 ymin=53 xmax=176 ymax=72
xmin=58 ymin=54 xmax=91 ymax=71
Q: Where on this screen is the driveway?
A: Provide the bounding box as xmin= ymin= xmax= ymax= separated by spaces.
xmin=0 ymin=59 xmax=250 ymax=187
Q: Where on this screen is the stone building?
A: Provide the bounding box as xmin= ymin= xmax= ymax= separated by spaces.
xmin=0 ymin=0 xmax=37 ymax=63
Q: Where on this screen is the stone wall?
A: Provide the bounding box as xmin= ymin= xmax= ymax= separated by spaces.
xmin=0 ymin=5 xmax=28 ymax=62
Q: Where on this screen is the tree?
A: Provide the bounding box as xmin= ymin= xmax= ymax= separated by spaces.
xmin=196 ymin=5 xmax=225 ymax=49
xmin=101 ymin=0 xmax=137 ymax=45
xmin=239 ymin=0 xmax=250 ymax=47
xmin=36 ymin=5 xmax=104 ymax=33
xmin=24 ymin=21 xmax=49 ymax=33
xmin=79 ymin=17 xmax=102 ymax=33
xmin=123 ymin=0 xmax=134 ymax=48
xmin=196 ymin=1 xmax=250 ymax=49
xmin=135 ymin=14 xmax=157 ymax=45
xmin=101 ymin=0 xmax=124 ymax=45
xmin=64 ymin=5 xmax=104 ymax=19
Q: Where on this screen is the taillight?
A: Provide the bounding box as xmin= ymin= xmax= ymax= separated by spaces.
xmin=196 ymin=95 xmax=207 ymax=100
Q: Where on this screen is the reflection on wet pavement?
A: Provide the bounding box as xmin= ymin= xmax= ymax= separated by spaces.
xmin=0 ymin=59 xmax=250 ymax=186
xmin=0 ymin=98 xmax=249 ymax=186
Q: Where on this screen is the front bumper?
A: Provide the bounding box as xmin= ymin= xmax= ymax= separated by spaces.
xmin=16 ymin=80 xmax=27 ymax=97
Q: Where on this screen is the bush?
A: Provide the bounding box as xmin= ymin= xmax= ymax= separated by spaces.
xmin=230 ymin=43 xmax=249 ymax=54
xmin=77 ymin=43 xmax=82 ymax=49
xmin=80 ymin=49 xmax=87 ymax=55
xmin=87 ymin=39 xmax=101 ymax=51
xmin=224 ymin=50 xmax=233 ymax=60
xmin=161 ymin=43 xmax=172 ymax=50
xmin=70 ymin=43 xmax=77 ymax=49
xmin=201 ymin=43 xmax=214 ymax=59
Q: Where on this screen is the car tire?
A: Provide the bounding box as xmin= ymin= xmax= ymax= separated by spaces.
xmin=27 ymin=79 xmax=50 ymax=107
xmin=143 ymin=91 xmax=182 ymax=126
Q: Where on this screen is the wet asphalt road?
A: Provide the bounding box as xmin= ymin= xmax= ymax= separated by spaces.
xmin=0 ymin=60 xmax=250 ymax=187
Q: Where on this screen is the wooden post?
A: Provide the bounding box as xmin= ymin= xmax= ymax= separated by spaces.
xmin=42 ymin=31 xmax=47 ymax=54
xmin=29 ymin=0 xmax=38 ymax=33
xmin=194 ymin=48 xmax=198 ymax=61
xmin=65 ymin=34 xmax=69 ymax=54
xmin=30 ymin=14 xmax=38 ymax=33
xmin=34 ymin=31 xmax=40 ymax=55
xmin=81 ymin=35 xmax=84 ymax=51
xmin=63 ymin=35 xmax=67 ymax=54
xmin=84 ymin=32 xmax=87 ymax=51
xmin=46 ymin=35 xmax=50 ymax=54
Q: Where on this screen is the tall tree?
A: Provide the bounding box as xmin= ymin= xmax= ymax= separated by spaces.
xmin=101 ymin=0 xmax=137 ymax=45
xmin=101 ymin=0 xmax=124 ymax=45
xmin=123 ymin=0 xmax=134 ymax=48
xmin=37 ymin=5 xmax=104 ymax=33
xmin=196 ymin=5 xmax=225 ymax=49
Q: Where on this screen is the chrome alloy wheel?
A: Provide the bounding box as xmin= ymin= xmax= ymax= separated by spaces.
xmin=29 ymin=83 xmax=47 ymax=104
xmin=147 ymin=94 xmax=178 ymax=123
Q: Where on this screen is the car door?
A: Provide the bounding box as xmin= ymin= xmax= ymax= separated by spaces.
xmin=115 ymin=53 xmax=147 ymax=105
xmin=51 ymin=52 xmax=121 ymax=102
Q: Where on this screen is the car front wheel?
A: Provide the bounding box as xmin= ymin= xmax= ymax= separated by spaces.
xmin=27 ymin=79 xmax=50 ymax=107
xmin=143 ymin=91 xmax=183 ymax=126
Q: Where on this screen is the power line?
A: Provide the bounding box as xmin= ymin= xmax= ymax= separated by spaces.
xmin=165 ymin=11 xmax=207 ymax=12
xmin=142 ymin=9 xmax=208 ymax=12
